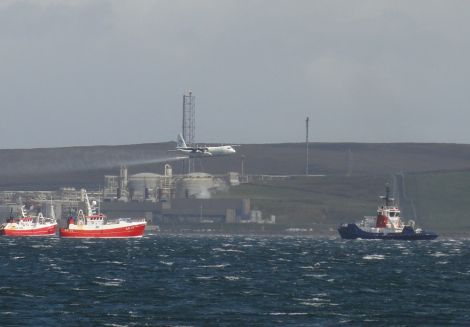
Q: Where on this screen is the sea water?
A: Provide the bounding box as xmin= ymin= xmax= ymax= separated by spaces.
xmin=0 ymin=235 xmax=469 ymax=326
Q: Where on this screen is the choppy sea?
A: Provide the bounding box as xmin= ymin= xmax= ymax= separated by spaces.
xmin=0 ymin=235 xmax=469 ymax=326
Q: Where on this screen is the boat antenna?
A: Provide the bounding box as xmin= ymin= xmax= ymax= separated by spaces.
xmin=34 ymin=206 xmax=40 ymax=224
xmin=84 ymin=190 xmax=93 ymax=216
xmin=50 ymin=196 xmax=56 ymax=221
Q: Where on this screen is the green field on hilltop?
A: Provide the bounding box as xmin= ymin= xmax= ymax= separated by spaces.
xmin=215 ymin=172 xmax=470 ymax=236
xmin=214 ymin=175 xmax=389 ymax=232
xmin=405 ymin=171 xmax=470 ymax=235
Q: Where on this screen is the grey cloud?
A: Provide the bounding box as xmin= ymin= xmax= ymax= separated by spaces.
xmin=1 ymin=1 xmax=470 ymax=148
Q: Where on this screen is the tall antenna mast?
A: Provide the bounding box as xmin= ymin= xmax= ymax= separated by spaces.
xmin=182 ymin=90 xmax=196 ymax=173
xmin=347 ymin=148 xmax=353 ymax=176
xmin=182 ymin=90 xmax=195 ymax=145
xmin=306 ymin=117 xmax=309 ymax=175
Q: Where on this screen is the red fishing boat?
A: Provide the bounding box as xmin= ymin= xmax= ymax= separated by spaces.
xmin=59 ymin=192 xmax=146 ymax=238
xmin=0 ymin=206 xmax=57 ymax=236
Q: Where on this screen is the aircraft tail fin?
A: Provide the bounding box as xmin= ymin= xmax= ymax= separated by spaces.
xmin=177 ymin=134 xmax=187 ymax=148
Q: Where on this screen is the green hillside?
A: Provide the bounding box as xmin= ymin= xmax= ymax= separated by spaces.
xmin=215 ymin=172 xmax=470 ymax=236
xmin=2 ymin=142 xmax=470 ymax=236
xmin=4 ymin=142 xmax=470 ymax=189
xmin=405 ymin=171 xmax=470 ymax=235
xmin=214 ymin=175 xmax=389 ymax=233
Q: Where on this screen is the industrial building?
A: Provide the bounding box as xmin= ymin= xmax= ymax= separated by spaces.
xmin=0 ymin=91 xmax=276 ymax=231
xmin=0 ymin=162 xmax=271 ymax=229
xmin=99 ymin=164 xmax=260 ymax=225
xmin=103 ymin=165 xmax=232 ymax=202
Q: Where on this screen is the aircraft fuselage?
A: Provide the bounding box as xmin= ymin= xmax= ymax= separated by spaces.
xmin=178 ymin=145 xmax=236 ymax=158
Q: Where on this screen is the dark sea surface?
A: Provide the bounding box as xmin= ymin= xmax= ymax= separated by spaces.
xmin=0 ymin=235 xmax=469 ymax=326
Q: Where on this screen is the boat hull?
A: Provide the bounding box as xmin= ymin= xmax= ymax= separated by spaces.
xmin=0 ymin=224 xmax=57 ymax=237
xmin=338 ymin=223 xmax=438 ymax=240
xmin=59 ymin=223 xmax=146 ymax=238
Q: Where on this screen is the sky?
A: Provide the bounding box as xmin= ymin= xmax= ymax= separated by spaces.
xmin=1 ymin=0 xmax=470 ymax=148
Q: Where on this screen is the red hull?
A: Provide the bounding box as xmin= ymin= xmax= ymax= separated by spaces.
xmin=1 ymin=224 xmax=57 ymax=237
xmin=59 ymin=223 xmax=146 ymax=238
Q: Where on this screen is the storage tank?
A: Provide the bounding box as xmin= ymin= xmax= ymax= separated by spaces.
xmin=177 ymin=173 xmax=223 ymax=199
xmin=128 ymin=173 xmax=163 ymax=201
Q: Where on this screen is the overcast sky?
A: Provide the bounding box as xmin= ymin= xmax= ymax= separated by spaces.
xmin=1 ymin=0 xmax=469 ymax=148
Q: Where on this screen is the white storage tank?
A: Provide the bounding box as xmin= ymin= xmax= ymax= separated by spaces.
xmin=128 ymin=173 xmax=163 ymax=200
xmin=177 ymin=173 xmax=223 ymax=199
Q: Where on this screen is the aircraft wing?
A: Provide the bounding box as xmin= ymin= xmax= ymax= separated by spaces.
xmin=191 ymin=147 xmax=210 ymax=153
xmin=175 ymin=146 xmax=210 ymax=153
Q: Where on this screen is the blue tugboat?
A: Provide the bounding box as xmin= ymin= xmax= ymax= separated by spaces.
xmin=338 ymin=185 xmax=438 ymax=240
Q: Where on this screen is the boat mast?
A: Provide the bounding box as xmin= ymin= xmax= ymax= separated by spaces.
xmin=380 ymin=184 xmax=394 ymax=207
xmin=84 ymin=190 xmax=93 ymax=216
xmin=50 ymin=197 xmax=56 ymax=221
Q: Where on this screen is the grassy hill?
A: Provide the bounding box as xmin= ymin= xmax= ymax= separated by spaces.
xmin=213 ymin=171 xmax=470 ymax=236
xmin=2 ymin=142 xmax=470 ymax=236
xmin=214 ymin=175 xmax=389 ymax=233
xmin=3 ymin=141 xmax=470 ymax=189
xmin=405 ymin=171 xmax=470 ymax=235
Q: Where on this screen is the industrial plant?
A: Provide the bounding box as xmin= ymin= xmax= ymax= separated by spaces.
xmin=0 ymin=91 xmax=276 ymax=232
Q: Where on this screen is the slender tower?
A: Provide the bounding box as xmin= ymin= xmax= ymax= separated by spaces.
xmin=182 ymin=91 xmax=196 ymax=173
xmin=347 ymin=148 xmax=353 ymax=176
xmin=182 ymin=91 xmax=195 ymax=146
xmin=306 ymin=117 xmax=309 ymax=175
